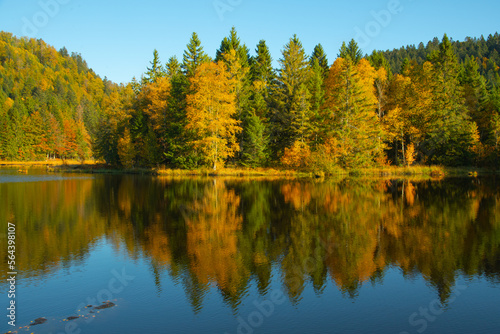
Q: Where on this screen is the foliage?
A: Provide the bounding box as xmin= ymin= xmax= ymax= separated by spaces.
xmin=0 ymin=32 xmax=110 ymax=161
xmin=2 ymin=29 xmax=500 ymax=169
xmin=281 ymin=141 xmax=311 ymax=169
xmin=185 ymin=62 xmax=241 ymax=170
xmin=118 ymin=127 xmax=135 ymax=168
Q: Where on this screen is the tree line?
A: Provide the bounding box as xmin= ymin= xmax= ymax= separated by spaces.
xmin=1 ymin=29 xmax=499 ymax=169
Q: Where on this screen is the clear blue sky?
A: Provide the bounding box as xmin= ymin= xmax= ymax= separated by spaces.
xmin=0 ymin=0 xmax=498 ymax=84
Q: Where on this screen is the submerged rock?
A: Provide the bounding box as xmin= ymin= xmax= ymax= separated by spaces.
xmin=67 ymin=316 xmax=79 ymax=321
xmin=30 ymin=317 xmax=47 ymax=326
xmin=94 ymin=301 xmax=116 ymax=310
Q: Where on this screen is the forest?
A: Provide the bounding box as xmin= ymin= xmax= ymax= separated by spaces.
xmin=1 ymin=29 xmax=499 ymax=170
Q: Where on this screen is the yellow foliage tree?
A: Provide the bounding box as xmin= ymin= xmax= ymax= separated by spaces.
xmin=281 ymin=141 xmax=311 ymax=169
xmin=322 ymin=57 xmax=384 ymax=168
xmin=186 ymin=62 xmax=241 ymax=170
xmin=140 ymin=76 xmax=172 ymax=132
xmin=356 ymin=58 xmax=379 ymax=110
xmin=118 ymin=128 xmax=135 ymax=168
xmin=405 ymin=143 xmax=416 ymax=167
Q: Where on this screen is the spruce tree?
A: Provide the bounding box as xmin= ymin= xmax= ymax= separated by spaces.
xmin=426 ymin=34 xmax=479 ymax=165
xmin=182 ymin=32 xmax=210 ymax=78
xmin=460 ymin=56 xmax=489 ymax=139
xmin=215 ymin=27 xmax=250 ymax=67
xmin=250 ymin=40 xmax=275 ymax=88
xmin=270 ymin=35 xmax=312 ymax=158
xmin=144 ymin=49 xmax=165 ymax=84
xmin=308 ymin=57 xmax=326 ymax=148
xmin=338 ymin=39 xmax=363 ymax=64
xmin=166 ymin=56 xmax=182 ymax=78
xmin=242 ymin=112 xmax=269 ymax=167
xmin=241 ymin=40 xmax=275 ymax=166
xmin=215 ymin=27 xmax=254 ymax=163
xmin=310 ymin=44 xmax=329 ymax=78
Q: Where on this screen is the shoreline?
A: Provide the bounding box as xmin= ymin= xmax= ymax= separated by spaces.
xmin=1 ymin=161 xmax=498 ymax=179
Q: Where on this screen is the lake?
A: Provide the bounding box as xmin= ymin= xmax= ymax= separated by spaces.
xmin=0 ymin=169 xmax=499 ymax=334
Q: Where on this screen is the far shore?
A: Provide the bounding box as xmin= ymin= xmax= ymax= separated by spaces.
xmin=1 ymin=160 xmax=498 ymax=179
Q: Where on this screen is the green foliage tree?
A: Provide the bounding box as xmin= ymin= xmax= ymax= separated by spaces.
xmin=270 ymin=35 xmax=312 ymax=159
xmin=339 ymin=39 xmax=363 ymax=64
xmin=425 ymin=34 xmax=480 ymax=165
xmin=218 ymin=28 xmax=252 ymax=163
xmin=182 ymin=32 xmax=210 ymax=78
xmin=310 ymin=44 xmax=329 ymax=78
xmin=144 ymin=49 xmax=165 ymax=84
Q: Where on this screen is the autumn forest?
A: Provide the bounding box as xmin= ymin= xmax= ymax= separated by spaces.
xmin=1 ymin=29 xmax=500 ymax=170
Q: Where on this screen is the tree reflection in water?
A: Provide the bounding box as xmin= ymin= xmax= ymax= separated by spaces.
xmin=1 ymin=175 xmax=499 ymax=312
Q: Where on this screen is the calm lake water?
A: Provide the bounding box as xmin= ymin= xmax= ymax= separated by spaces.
xmin=0 ymin=169 xmax=499 ymax=334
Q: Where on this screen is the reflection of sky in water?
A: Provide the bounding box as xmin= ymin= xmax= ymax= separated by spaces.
xmin=1 ymin=240 xmax=499 ymax=334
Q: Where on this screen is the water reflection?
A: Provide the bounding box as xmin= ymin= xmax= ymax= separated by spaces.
xmin=1 ymin=175 xmax=499 ymax=312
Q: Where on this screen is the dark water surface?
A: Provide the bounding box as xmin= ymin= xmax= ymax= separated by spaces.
xmin=0 ymin=169 xmax=499 ymax=334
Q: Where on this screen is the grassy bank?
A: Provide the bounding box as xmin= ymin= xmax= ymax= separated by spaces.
xmin=0 ymin=159 xmax=97 ymax=167
xmin=2 ymin=160 xmax=497 ymax=178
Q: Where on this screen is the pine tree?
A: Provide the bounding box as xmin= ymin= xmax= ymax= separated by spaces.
xmin=250 ymin=40 xmax=275 ymax=86
xmin=426 ymin=34 xmax=479 ymax=165
xmin=242 ymin=112 xmax=269 ymax=167
xmin=166 ymin=56 xmax=182 ymax=78
xmin=460 ymin=56 xmax=489 ymax=139
xmin=144 ymin=49 xmax=165 ymax=84
xmin=182 ymin=32 xmax=210 ymax=78
xmin=310 ymin=44 xmax=329 ymax=78
xmin=338 ymin=39 xmax=363 ymax=64
xmin=270 ymin=35 xmax=312 ymax=159
xmin=218 ymin=29 xmax=252 ymax=163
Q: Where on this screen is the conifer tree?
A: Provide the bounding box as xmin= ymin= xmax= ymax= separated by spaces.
xmin=322 ymin=57 xmax=382 ymax=167
xmin=144 ymin=49 xmax=165 ymax=84
xmin=250 ymin=40 xmax=275 ymax=86
xmin=460 ymin=56 xmax=489 ymax=139
xmin=166 ymin=56 xmax=182 ymax=78
xmin=310 ymin=44 xmax=329 ymax=78
xmin=270 ymin=35 xmax=312 ymax=159
xmin=215 ymin=27 xmax=250 ymax=67
xmin=308 ymin=58 xmax=325 ymax=148
xmin=242 ymin=40 xmax=275 ymax=166
xmin=164 ymin=55 xmax=196 ymax=168
xmin=339 ymin=39 xmax=363 ymax=64
xmin=242 ymin=112 xmax=269 ymax=167
xmin=218 ymin=28 xmax=252 ymax=162
xmin=182 ymin=32 xmax=210 ymax=78
xmin=426 ymin=34 xmax=479 ymax=165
